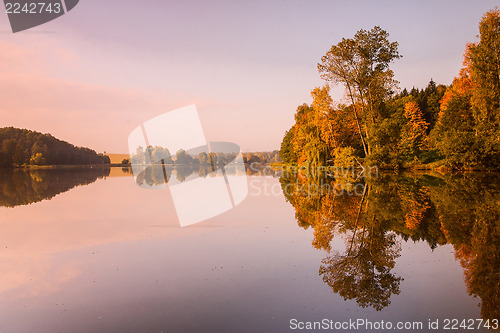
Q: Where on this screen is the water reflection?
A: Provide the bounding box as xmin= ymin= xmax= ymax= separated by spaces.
xmin=0 ymin=167 xmax=110 ymax=207
xmin=0 ymin=167 xmax=498 ymax=332
xmin=0 ymin=165 xmax=274 ymax=209
xmin=133 ymin=163 xmax=276 ymax=188
xmin=280 ymin=171 xmax=500 ymax=322
xmin=3 ymin=166 xmax=498 ymax=323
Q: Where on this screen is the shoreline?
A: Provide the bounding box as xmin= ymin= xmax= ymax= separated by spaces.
xmin=1 ymin=164 xmax=121 ymax=169
xmin=2 ymin=162 xmax=499 ymax=173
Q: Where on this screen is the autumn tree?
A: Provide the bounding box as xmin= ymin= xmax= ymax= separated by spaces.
xmin=30 ymin=153 xmax=46 ymax=165
xmin=281 ymin=86 xmax=360 ymax=167
xmin=320 ymin=230 xmax=403 ymax=311
xmin=432 ymin=8 xmax=500 ymax=168
xmin=399 ymin=101 xmax=429 ymax=158
xmin=291 ymin=100 xmax=327 ymax=168
xmin=318 ymin=26 xmax=401 ymax=158
xmin=281 ymin=9 xmax=498 ymax=169
xmin=467 ymin=8 xmax=500 ymax=134
xmin=466 ymin=8 xmax=500 ymax=167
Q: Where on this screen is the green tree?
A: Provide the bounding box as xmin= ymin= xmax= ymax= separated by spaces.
xmin=291 ymin=103 xmax=319 ymax=165
xmin=280 ymin=126 xmax=296 ymax=164
xmin=1 ymin=139 xmax=17 ymax=166
xmin=467 ymin=8 xmax=500 ymax=133
xmin=466 ymin=8 xmax=500 ymax=167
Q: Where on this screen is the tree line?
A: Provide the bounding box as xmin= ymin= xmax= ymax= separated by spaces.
xmin=280 ymin=8 xmax=500 ymax=170
xmin=0 ymin=127 xmax=110 ymax=167
xmin=130 ymin=146 xmax=280 ymax=166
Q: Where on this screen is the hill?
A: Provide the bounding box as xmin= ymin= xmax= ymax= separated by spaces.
xmin=0 ymin=127 xmax=110 ymax=167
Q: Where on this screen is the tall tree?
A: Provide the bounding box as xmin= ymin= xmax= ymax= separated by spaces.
xmin=291 ymin=103 xmax=321 ymax=165
xmin=432 ymin=8 xmax=500 ymax=169
xmin=400 ymin=101 xmax=429 ymax=157
xmin=318 ymin=26 xmax=401 ymax=157
xmin=466 ymin=8 xmax=500 ymax=132
xmin=280 ymin=126 xmax=296 ymax=164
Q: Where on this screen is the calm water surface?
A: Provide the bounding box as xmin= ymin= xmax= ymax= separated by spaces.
xmin=0 ymin=167 xmax=498 ymax=332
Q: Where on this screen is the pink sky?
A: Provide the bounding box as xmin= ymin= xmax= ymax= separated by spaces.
xmin=1 ymin=0 xmax=498 ymax=153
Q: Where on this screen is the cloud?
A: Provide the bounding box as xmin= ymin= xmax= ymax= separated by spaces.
xmin=0 ymin=38 xmax=198 ymax=152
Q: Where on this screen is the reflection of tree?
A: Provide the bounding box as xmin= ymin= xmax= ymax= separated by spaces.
xmin=281 ymin=170 xmax=500 ymax=317
xmin=281 ymin=171 xmax=404 ymax=310
xmin=175 ymin=165 xmax=195 ymax=182
xmin=129 ymin=145 xmax=246 ymax=166
xmin=0 ymin=167 xmax=110 ymax=207
xmin=456 ymin=225 xmax=500 ymax=325
xmin=198 ymin=165 xmax=211 ymax=178
xmin=319 ymin=181 xmax=403 ymax=311
xmin=320 ymin=230 xmax=402 ymax=311
xmin=135 ymin=163 xmax=260 ymax=187
xmin=431 ymin=175 xmax=500 ymax=325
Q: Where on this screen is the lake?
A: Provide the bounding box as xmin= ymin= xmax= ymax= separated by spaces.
xmin=0 ymin=167 xmax=498 ymax=332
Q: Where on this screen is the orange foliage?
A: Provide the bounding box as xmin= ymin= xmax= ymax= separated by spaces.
xmin=401 ymin=101 xmax=429 ymax=153
xmin=439 ymin=49 xmax=473 ymax=114
xmin=403 ymin=194 xmax=431 ymax=230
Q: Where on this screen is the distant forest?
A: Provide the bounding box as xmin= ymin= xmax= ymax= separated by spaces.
xmin=280 ymin=8 xmax=500 ymax=170
xmin=243 ymin=151 xmax=280 ymax=164
xmin=129 ymin=145 xmax=280 ymax=166
xmin=0 ymin=127 xmax=110 ymax=167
